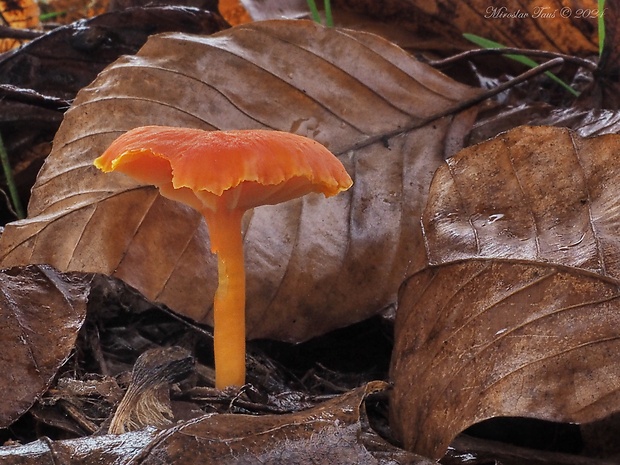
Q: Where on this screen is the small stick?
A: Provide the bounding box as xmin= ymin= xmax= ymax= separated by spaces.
xmin=0 ymin=84 xmax=71 ymax=111
xmin=427 ymin=47 xmax=597 ymax=72
xmin=342 ymin=57 xmax=568 ymax=156
xmin=0 ymin=25 xmax=43 ymax=41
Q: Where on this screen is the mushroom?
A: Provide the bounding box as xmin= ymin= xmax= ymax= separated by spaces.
xmin=94 ymin=126 xmax=353 ymax=388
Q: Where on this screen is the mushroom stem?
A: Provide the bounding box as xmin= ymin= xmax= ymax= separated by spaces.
xmin=203 ymin=207 xmax=246 ymax=389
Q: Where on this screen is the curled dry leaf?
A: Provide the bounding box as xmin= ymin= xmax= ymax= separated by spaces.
xmin=0 ymin=265 xmax=89 ymax=428
xmin=391 ymin=260 xmax=620 ymax=459
xmin=391 ymin=126 xmax=620 ymax=458
xmin=0 ymin=20 xmax=481 ymax=342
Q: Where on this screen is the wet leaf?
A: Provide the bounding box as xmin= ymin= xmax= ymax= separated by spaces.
xmin=0 ymin=6 xmax=228 ymax=225
xmin=578 ymin=0 xmax=620 ymax=109
xmin=0 ymin=19 xmax=481 ymax=342
xmin=0 ymin=382 xmax=431 ymax=464
xmin=422 ymin=125 xmax=620 ymax=276
xmin=0 ymin=265 xmax=89 ymax=427
xmin=391 ymin=260 xmax=620 ymax=459
xmin=390 ymin=126 xmax=620 ymax=458
xmin=330 ymin=0 xmax=600 ymax=55
xmin=240 ymin=0 xmax=309 ymax=21
xmin=0 ymin=6 xmax=228 ymax=100
xmin=141 ymin=381 xmax=393 ymax=464
xmin=535 ymin=108 xmax=620 ymax=137
xmin=470 ymin=106 xmax=620 ymax=145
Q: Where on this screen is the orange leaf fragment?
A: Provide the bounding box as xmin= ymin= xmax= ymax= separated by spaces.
xmin=0 ymin=0 xmax=39 ymax=51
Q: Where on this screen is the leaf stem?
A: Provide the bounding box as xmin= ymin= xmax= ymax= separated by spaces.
xmin=324 ymin=0 xmax=333 ymax=27
xmin=306 ymin=0 xmax=333 ymax=26
xmin=598 ymin=0 xmax=606 ymax=57
xmin=306 ymin=0 xmax=321 ymax=24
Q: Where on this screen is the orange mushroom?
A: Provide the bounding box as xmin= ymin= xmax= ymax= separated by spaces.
xmin=94 ymin=126 xmax=353 ymax=389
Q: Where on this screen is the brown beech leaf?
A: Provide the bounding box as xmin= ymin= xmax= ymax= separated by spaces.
xmin=470 ymin=106 xmax=620 ymax=146
xmin=0 ymin=20 xmax=481 ymax=342
xmin=240 ymin=0 xmax=600 ymax=54
xmin=0 ymin=5 xmax=228 ymax=100
xmin=390 ymin=260 xmax=620 ymax=459
xmin=0 ymin=265 xmax=89 ymax=427
xmin=0 ymin=382 xmax=432 ymax=464
xmin=390 ymin=126 xmax=620 ymax=458
xmin=331 ymin=0 xmax=600 ymax=55
xmin=239 ymin=0 xmax=310 ymax=22
xmin=422 ymin=125 xmax=620 ymax=277
xmin=138 ymin=381 xmax=399 ymax=464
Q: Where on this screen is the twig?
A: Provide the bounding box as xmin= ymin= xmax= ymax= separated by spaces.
xmin=0 ymin=25 xmax=44 ymax=41
xmin=0 ymin=84 xmax=72 ymax=111
xmin=340 ymin=57 xmax=568 ymax=156
xmin=427 ymin=47 xmax=597 ymax=72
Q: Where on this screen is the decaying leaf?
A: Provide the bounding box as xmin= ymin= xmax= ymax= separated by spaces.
xmin=422 ymin=125 xmax=620 ymax=276
xmin=390 ymin=126 xmax=620 ymax=458
xmin=579 ymin=0 xmax=620 ymax=109
xmin=331 ymin=0 xmax=600 ymax=55
xmin=0 ymin=265 xmax=89 ymax=428
xmin=391 ymin=260 xmax=620 ymax=459
xmin=0 ymin=382 xmax=431 ymax=464
xmin=0 ymin=428 xmax=160 ymax=463
xmin=0 ymin=19 xmax=481 ymax=342
xmin=0 ymin=6 xmax=228 ymax=100
xmin=0 ymin=6 xmax=228 ymax=223
xmin=140 ymin=381 xmax=394 ymax=464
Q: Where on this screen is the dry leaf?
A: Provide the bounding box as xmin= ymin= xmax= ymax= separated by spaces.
xmin=0 ymin=265 xmax=89 ymax=428
xmin=390 ymin=126 xmax=620 ymax=458
xmin=0 ymin=20 xmax=481 ymax=342
xmin=391 ymin=260 xmax=620 ymax=459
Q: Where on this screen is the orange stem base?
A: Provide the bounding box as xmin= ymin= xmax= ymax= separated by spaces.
xmin=203 ymin=208 xmax=246 ymax=389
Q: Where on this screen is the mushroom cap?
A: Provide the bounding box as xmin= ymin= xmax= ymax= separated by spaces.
xmin=94 ymin=126 xmax=353 ymax=212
